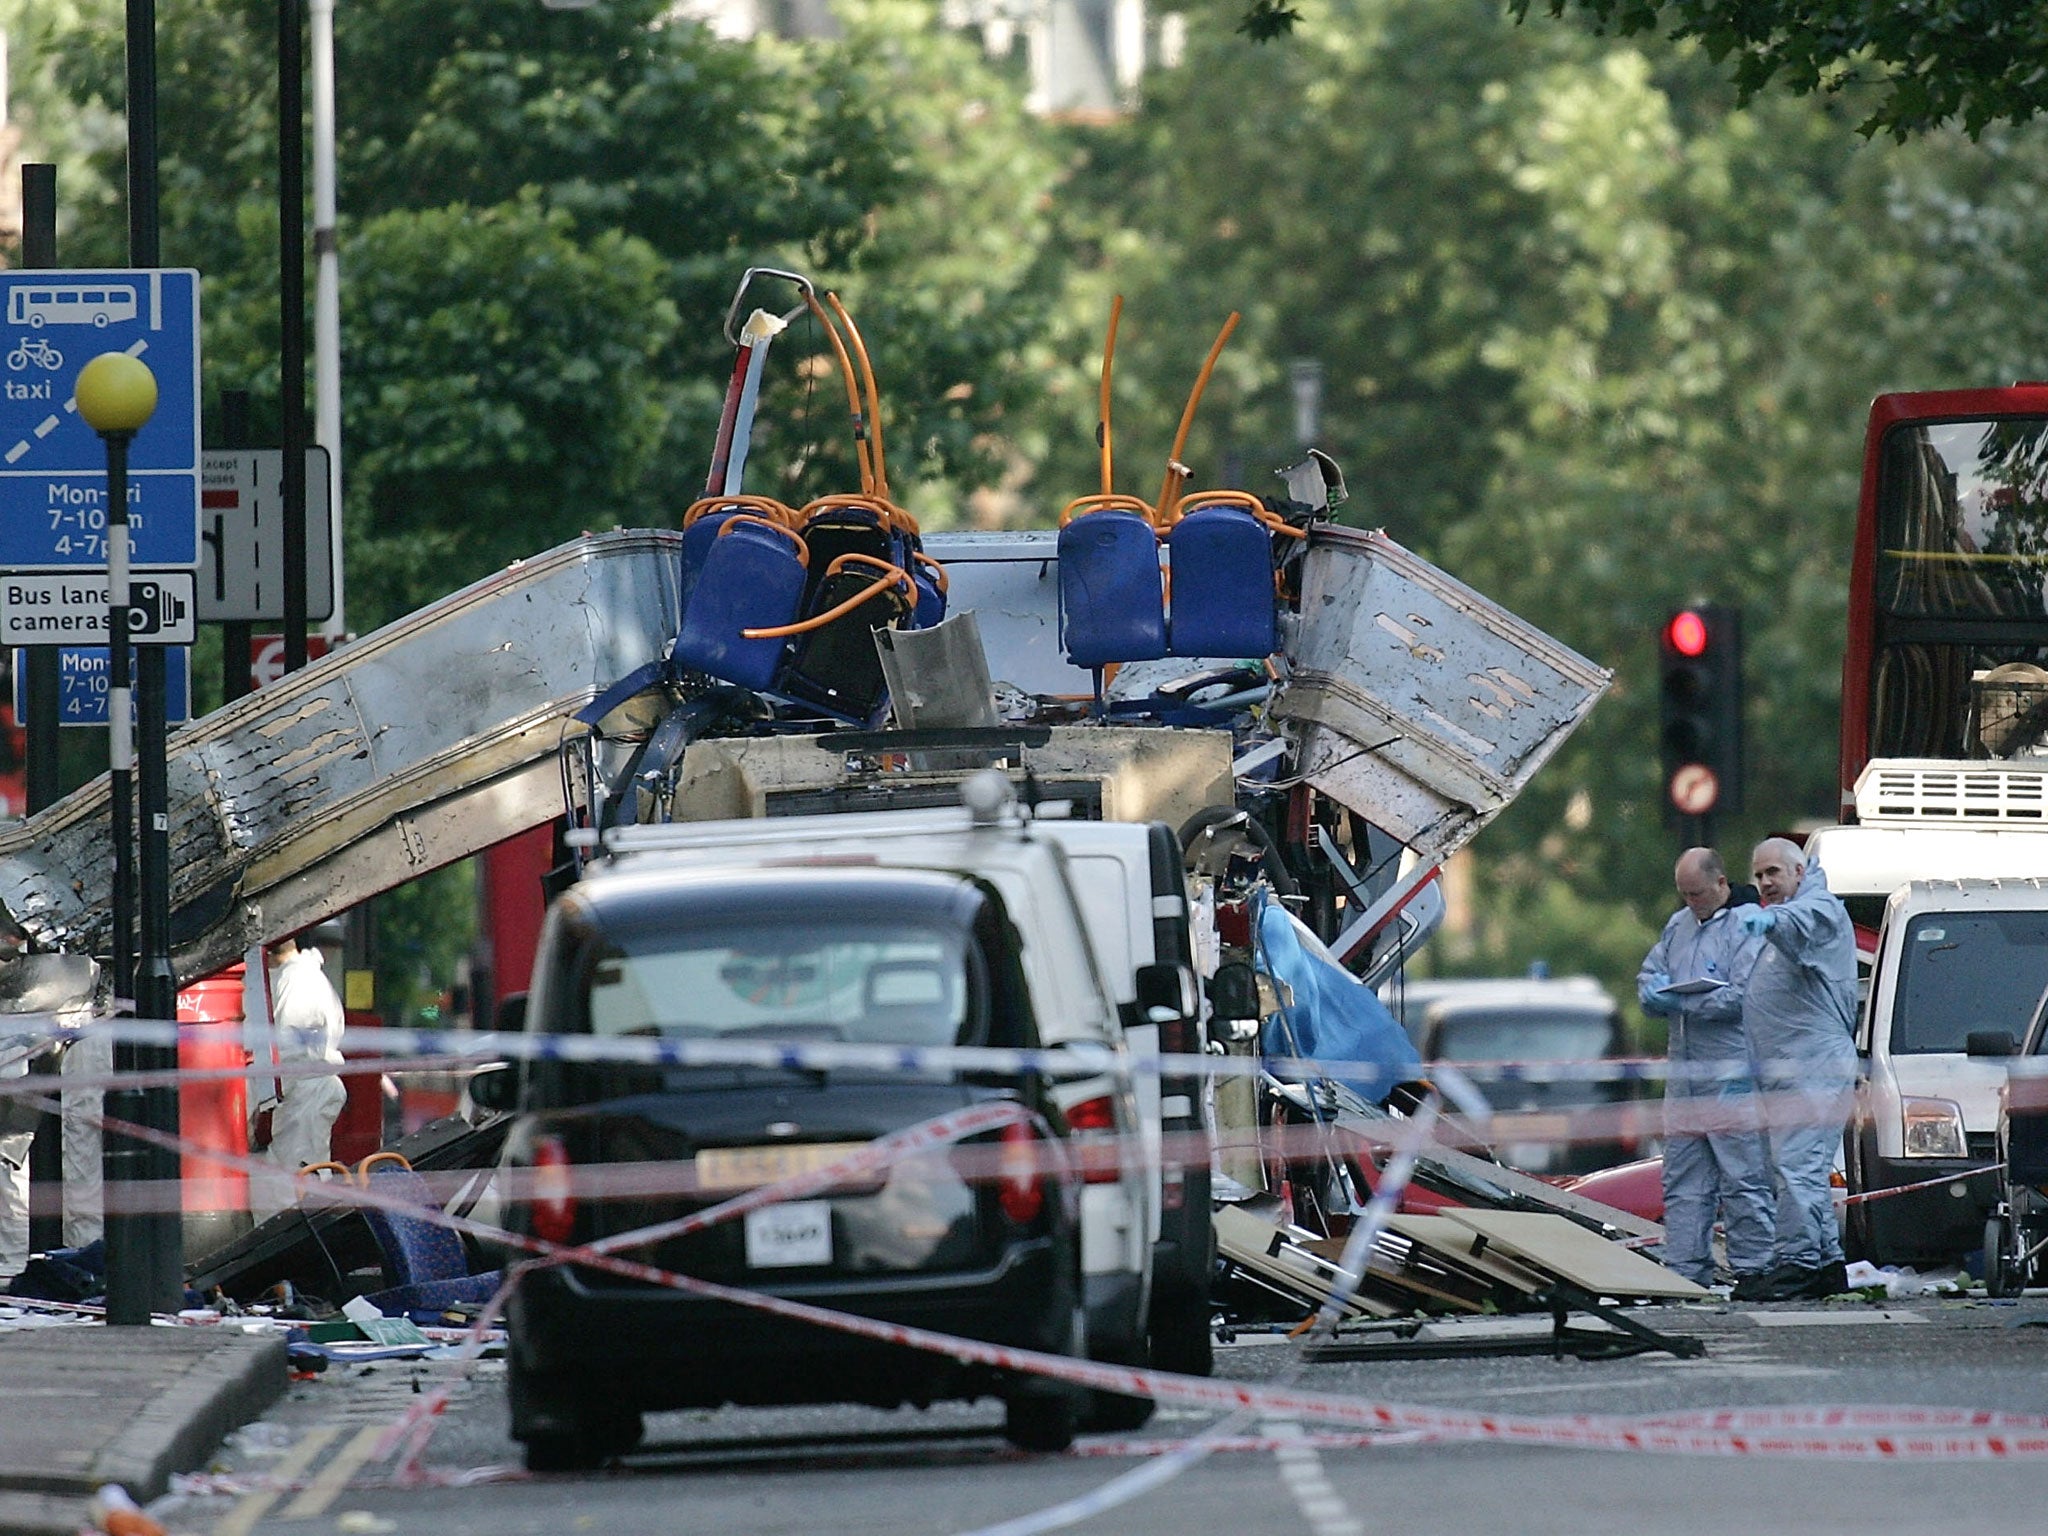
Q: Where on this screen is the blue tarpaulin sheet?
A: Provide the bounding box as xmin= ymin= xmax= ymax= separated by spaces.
xmin=1256 ymin=890 xmax=1420 ymax=1103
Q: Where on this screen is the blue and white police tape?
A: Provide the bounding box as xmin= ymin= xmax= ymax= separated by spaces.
xmin=2 ymin=1010 xmax=1998 ymax=1089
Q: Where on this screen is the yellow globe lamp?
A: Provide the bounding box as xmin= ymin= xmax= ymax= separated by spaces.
xmin=75 ymin=352 xmax=159 ymax=437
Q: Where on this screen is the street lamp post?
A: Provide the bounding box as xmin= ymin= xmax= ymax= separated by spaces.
xmin=75 ymin=351 xmax=179 ymax=1324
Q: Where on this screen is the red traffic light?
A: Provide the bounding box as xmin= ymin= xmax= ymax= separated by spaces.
xmin=1665 ymin=609 xmax=1710 ymax=658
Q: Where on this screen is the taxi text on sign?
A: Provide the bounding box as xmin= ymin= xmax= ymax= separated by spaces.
xmin=0 ymin=270 xmax=201 ymax=569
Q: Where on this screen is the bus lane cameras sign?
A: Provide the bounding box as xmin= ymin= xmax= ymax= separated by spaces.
xmin=0 ymin=571 xmax=196 ymax=646
xmin=0 ymin=270 xmax=201 ymax=571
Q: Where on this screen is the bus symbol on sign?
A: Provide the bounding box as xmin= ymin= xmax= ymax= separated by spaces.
xmin=6 ymin=284 xmax=139 ymax=330
xmin=1668 ymin=763 xmax=1720 ymax=816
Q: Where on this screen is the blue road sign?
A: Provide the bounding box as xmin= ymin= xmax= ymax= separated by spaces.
xmin=0 ymin=270 xmax=201 ymax=570
xmin=11 ymin=645 xmax=191 ymax=727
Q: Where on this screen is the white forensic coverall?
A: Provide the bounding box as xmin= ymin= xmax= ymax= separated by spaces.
xmin=249 ymin=944 xmax=347 ymax=1222
xmin=1742 ymin=862 xmax=1860 ymax=1271
xmin=59 ymin=1012 xmax=111 ymax=1249
xmin=0 ymin=1053 xmax=30 ymax=1278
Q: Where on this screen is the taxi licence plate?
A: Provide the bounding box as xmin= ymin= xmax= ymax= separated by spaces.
xmin=744 ymin=1200 xmax=833 ymax=1268
xmin=694 ymin=1141 xmax=867 ymax=1192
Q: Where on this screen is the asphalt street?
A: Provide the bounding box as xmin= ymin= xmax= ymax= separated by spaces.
xmin=167 ymin=1293 xmax=2048 ymax=1536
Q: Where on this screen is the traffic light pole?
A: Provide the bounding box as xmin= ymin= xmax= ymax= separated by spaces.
xmin=1676 ymin=811 xmax=1715 ymax=857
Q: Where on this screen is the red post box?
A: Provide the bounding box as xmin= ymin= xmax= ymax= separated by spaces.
xmin=175 ymin=967 xmax=252 ymax=1261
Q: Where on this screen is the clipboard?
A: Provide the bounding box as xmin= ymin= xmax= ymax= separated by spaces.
xmin=1655 ymin=977 xmax=1727 ymax=997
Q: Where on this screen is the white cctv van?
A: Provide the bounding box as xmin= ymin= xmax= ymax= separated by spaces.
xmin=1846 ymin=878 xmax=2048 ymax=1266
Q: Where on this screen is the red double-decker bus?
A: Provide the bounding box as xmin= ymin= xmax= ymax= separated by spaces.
xmin=1839 ymin=385 xmax=2048 ymax=815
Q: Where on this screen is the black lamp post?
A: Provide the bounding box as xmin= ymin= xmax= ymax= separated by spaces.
xmin=75 ymin=351 xmax=180 ymax=1323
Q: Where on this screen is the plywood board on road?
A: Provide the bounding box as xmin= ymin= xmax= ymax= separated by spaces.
xmin=1215 ymin=1205 xmax=1397 ymax=1319
xmin=1300 ymin=1231 xmax=1489 ymax=1314
xmin=1439 ymin=1209 xmax=1710 ymax=1300
xmin=1328 ymin=1108 xmax=1665 ymax=1244
xmin=1384 ymin=1213 xmax=1549 ymax=1295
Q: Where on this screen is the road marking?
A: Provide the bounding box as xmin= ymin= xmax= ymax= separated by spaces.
xmin=1748 ymin=1310 xmax=1929 ymax=1326
xmin=1265 ymin=1418 xmax=1365 ymax=1536
xmin=280 ymin=1422 xmax=389 ymax=1519
xmin=212 ymin=1423 xmax=340 ymax=1536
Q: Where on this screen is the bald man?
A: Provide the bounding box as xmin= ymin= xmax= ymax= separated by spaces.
xmin=1637 ymin=847 xmax=1773 ymax=1290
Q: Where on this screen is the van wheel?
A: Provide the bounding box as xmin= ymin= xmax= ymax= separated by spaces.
xmin=1840 ymin=1129 xmax=1874 ymax=1263
xmin=1084 ymin=1386 xmax=1156 ymax=1433
xmin=1081 ymin=1338 xmax=1156 ymax=1432
xmin=1004 ymin=1306 xmax=1085 ymax=1452
xmin=1986 ymin=1214 xmax=2023 ymax=1298
xmin=1148 ymin=1290 xmax=1215 ymax=1378
xmin=1004 ymin=1388 xmax=1080 ymax=1452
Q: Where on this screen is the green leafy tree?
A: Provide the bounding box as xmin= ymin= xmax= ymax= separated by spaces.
xmin=1051 ymin=0 xmax=2048 ymax=1004
xmin=1220 ymin=0 xmax=2048 ymax=140
xmin=23 ymin=0 xmax=1068 ymax=625
xmin=1508 ymin=0 xmax=2048 ymax=140
xmin=341 ymin=196 xmax=679 ymax=618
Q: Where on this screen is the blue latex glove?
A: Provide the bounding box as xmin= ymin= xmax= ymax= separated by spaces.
xmin=1650 ymin=971 xmax=1673 ymax=994
xmin=1738 ymin=906 xmax=1776 ymax=937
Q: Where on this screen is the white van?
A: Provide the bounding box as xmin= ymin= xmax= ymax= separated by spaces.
xmin=1847 ymin=878 xmax=2048 ymax=1265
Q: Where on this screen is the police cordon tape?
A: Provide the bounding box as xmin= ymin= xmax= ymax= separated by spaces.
xmin=7 ymin=1012 xmax=2027 ymax=1088
xmin=0 ymin=1075 xmax=1974 ymax=1216
xmin=376 ymin=1174 xmax=2048 ymax=1461
xmin=934 ymin=1101 xmax=1454 ymax=1536
xmin=6 ymin=1093 xmax=1879 ymax=1220
xmin=1836 ymin=1162 xmax=2001 ymax=1207
xmin=45 ymin=1088 xmax=2048 ymax=1467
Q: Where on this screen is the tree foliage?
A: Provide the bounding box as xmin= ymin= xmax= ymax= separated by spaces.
xmin=17 ymin=0 xmax=1068 ymax=630
xmin=1050 ymin=0 xmax=2048 ymax=996
xmin=1507 ymin=0 xmax=2048 ymax=140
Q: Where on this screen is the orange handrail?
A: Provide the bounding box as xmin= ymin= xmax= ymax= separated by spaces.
xmin=682 ymin=494 xmax=797 ymax=529
xmin=715 ymin=513 xmax=810 ymax=565
xmin=741 ymin=554 xmax=912 ymax=639
xmin=800 ymin=491 xmax=920 ymax=538
xmin=1058 ymin=492 xmax=1160 ymax=529
xmin=913 ymin=551 xmax=950 ymax=594
xmin=828 ymin=293 xmax=893 ymax=506
xmin=802 ymin=289 xmax=877 ymax=497
xmin=1170 ymin=488 xmax=1307 ymax=539
xmin=1099 ymin=295 xmax=1123 ymax=499
xmin=1154 ymin=312 xmax=1241 ymax=525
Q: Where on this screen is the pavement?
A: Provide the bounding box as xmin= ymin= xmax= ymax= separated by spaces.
xmin=0 ymin=1322 xmax=286 ymax=1536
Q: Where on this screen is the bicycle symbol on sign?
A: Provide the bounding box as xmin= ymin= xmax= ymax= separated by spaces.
xmin=7 ymin=338 xmax=64 ymax=372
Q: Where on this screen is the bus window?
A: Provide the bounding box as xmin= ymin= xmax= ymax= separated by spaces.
xmin=1876 ymin=418 xmax=2048 ymax=621
xmin=1845 ymin=389 xmax=2048 ymax=785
